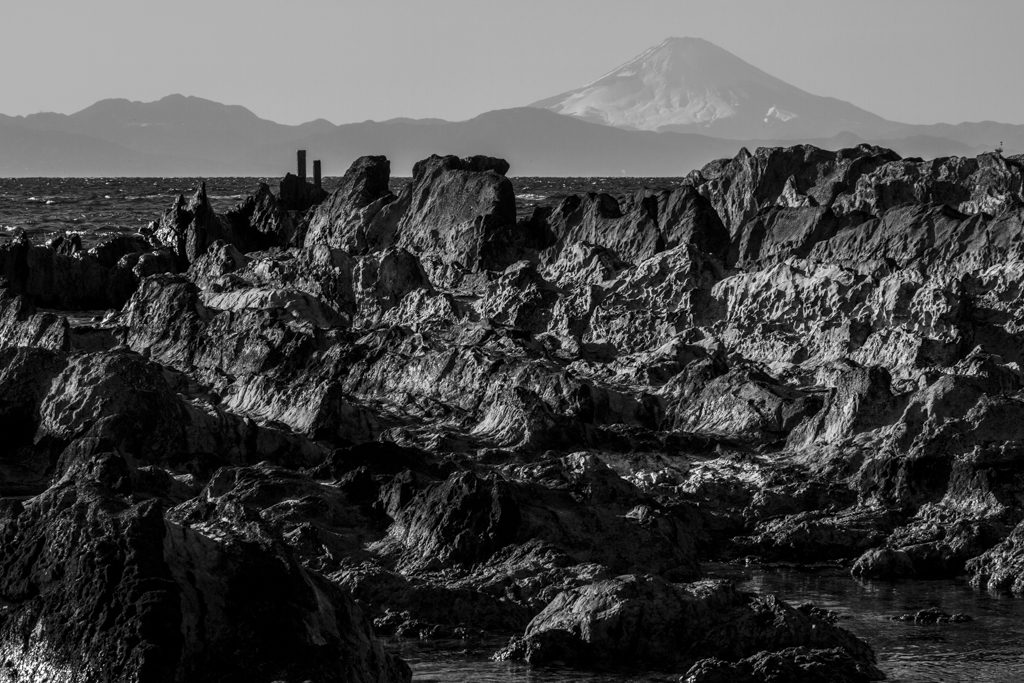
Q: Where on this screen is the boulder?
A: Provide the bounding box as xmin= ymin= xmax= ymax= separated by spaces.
xmin=683 ymin=647 xmax=884 ymax=683
xmin=0 ymin=292 xmax=69 ymax=352
xmin=377 ymin=460 xmax=700 ymax=579
xmin=0 ymin=448 xmax=410 ymax=683
xmin=304 ymin=155 xmax=397 ymax=252
xmin=851 ymin=547 xmax=917 ymax=579
xmin=667 ymin=365 xmax=823 ymax=444
xmin=0 ymin=459 xmax=185 ymax=683
xmin=152 ymin=183 xmax=300 ymax=268
xmin=394 ymin=154 xmax=520 ymax=287
xmin=165 ymin=475 xmax=409 ymax=682
xmin=495 ymin=575 xmax=879 ymax=674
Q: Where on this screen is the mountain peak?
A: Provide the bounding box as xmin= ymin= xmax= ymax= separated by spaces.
xmin=654 ymin=36 xmax=719 ymax=49
xmin=71 ymin=94 xmax=267 ymax=127
xmin=530 ymin=37 xmax=893 ymax=140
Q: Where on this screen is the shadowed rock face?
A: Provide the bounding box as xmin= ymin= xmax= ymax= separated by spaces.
xmin=220 ymin=181 xmax=298 ymax=248
xmin=280 ymin=172 xmax=330 ymax=213
xmin=9 ymin=145 xmax=1024 ymax=680
xmin=151 ymin=182 xmax=305 ymax=269
xmin=495 ymin=576 xmax=881 ymax=680
xmin=538 ymin=185 xmax=730 ymax=277
xmin=0 ymin=231 xmax=167 ymax=310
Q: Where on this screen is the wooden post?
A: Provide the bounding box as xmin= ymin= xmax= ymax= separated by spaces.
xmin=313 ymin=160 xmax=322 ymax=190
xmin=297 ymin=150 xmax=306 ymax=181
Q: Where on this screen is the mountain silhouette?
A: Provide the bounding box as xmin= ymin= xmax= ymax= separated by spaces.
xmin=0 ymin=43 xmax=1021 ymax=176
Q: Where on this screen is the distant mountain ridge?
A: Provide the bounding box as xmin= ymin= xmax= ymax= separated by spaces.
xmin=1 ymin=40 xmax=1023 ymax=177
xmin=0 ymin=95 xmax=332 ymax=166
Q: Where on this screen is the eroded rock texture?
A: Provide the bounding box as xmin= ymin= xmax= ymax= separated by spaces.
xmin=7 ymin=144 xmax=1024 ymax=680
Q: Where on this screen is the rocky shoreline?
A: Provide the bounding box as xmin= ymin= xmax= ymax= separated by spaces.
xmin=2 ymin=144 xmax=1024 ymax=681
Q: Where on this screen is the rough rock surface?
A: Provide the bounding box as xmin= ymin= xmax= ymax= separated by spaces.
xmin=0 ymin=231 xmax=171 ymax=310
xmin=304 ymin=155 xmax=396 ymax=253
xmin=9 ymin=144 xmax=1024 ymax=679
xmin=151 ymin=182 xmax=308 ymax=268
xmin=495 ymin=575 xmax=881 ymax=679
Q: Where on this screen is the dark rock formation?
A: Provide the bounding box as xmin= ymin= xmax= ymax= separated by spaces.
xmin=220 ymin=181 xmax=298 ymax=248
xmin=394 ymin=154 xmax=520 ymax=287
xmin=0 ymin=292 xmax=69 ymax=352
xmin=280 ymin=171 xmax=330 ymax=213
xmin=539 ymin=185 xmax=729 ymax=267
xmin=683 ymin=647 xmax=884 ymax=683
xmin=495 ymin=575 xmax=881 ymax=680
xmin=0 ymin=231 xmax=168 ymax=310
xmin=151 ymin=183 xmax=223 ymax=269
xmin=887 ymin=608 xmax=972 ymax=624
xmin=966 ymin=519 xmax=1024 ymax=592
xmin=304 ymin=155 xmax=396 ymax=252
xmin=686 ymin=144 xmax=901 ymax=237
xmin=11 ymin=144 xmax=1024 ymax=679
xmin=165 ymin=475 xmax=410 ymax=683
xmin=151 ymin=182 xmax=302 ymax=269
xmin=833 ymin=152 xmax=1024 ymax=217
xmin=0 ymin=446 xmax=409 ymax=683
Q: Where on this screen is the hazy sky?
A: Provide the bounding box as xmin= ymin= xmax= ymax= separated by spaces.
xmin=3 ymin=0 xmax=1023 ymax=126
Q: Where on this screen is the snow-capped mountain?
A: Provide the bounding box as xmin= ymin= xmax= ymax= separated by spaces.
xmin=530 ymin=37 xmax=898 ymax=140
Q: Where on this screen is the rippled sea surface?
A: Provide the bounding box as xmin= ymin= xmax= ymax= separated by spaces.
xmin=396 ymin=566 xmax=1024 ymax=683
xmin=0 ymin=177 xmax=286 ymax=246
xmin=719 ymin=565 xmax=1024 ymax=683
xmin=0 ymin=176 xmax=688 ymax=248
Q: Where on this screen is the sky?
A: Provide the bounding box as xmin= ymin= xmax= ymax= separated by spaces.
xmin=2 ymin=0 xmax=1023 ymax=126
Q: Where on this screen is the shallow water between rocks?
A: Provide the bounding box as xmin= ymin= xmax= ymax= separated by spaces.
xmin=395 ymin=566 xmax=1024 ymax=683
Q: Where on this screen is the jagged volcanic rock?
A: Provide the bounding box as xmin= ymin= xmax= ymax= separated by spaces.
xmin=0 ymin=231 xmax=168 ymax=310
xmin=11 ymin=144 xmax=1024 ymax=679
xmin=394 ymin=155 xmax=519 ymax=287
xmin=304 ymin=155 xmax=396 ymax=253
xmin=220 ymin=181 xmax=298 ymax=248
xmin=0 ymin=446 xmax=409 ymax=683
xmin=151 ymin=182 xmax=303 ymax=268
xmin=686 ymin=144 xmax=900 ymax=238
xmin=495 ymin=575 xmax=881 ymax=680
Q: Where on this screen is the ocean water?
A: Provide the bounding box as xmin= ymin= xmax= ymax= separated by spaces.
xmin=0 ymin=176 xmax=686 ymax=249
xmin=0 ymin=177 xmax=289 ymax=247
xmin=398 ymin=566 xmax=1024 ymax=683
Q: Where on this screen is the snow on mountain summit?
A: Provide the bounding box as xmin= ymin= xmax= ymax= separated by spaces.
xmin=530 ymin=37 xmax=896 ymax=140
